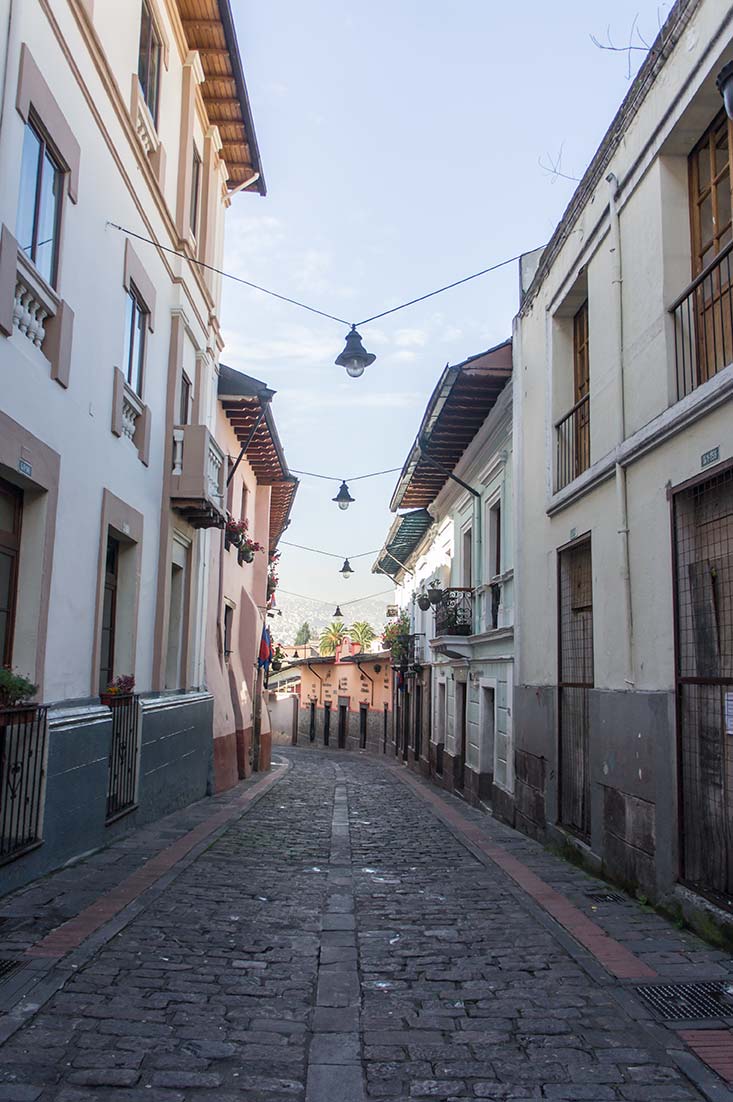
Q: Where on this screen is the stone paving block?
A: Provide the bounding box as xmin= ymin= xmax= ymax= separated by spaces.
xmin=309 ymin=1032 xmax=361 ymax=1064
xmin=306 ymin=1062 xmax=365 ymax=1102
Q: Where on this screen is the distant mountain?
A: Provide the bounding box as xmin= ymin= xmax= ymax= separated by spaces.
xmin=267 ymin=591 xmax=395 ymax=647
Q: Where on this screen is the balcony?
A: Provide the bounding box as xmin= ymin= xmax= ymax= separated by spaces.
xmin=434 ymin=588 xmax=474 ymax=637
xmin=555 ymin=394 xmax=590 ymax=491
xmin=408 ymin=633 xmax=425 ymax=668
xmin=170 ymin=424 xmax=226 ymax=529
xmin=671 ymin=243 xmax=733 ymax=400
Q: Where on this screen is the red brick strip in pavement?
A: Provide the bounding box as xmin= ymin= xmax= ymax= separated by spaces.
xmin=25 ymin=763 xmax=287 ymax=961
xmin=678 ymin=1030 xmax=733 ymax=1083
xmin=390 ymin=763 xmax=657 ymax=981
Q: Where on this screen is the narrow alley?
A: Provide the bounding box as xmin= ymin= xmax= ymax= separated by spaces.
xmin=0 ymin=750 xmax=731 ymax=1102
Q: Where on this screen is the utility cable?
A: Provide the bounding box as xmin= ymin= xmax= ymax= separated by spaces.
xmin=278 ymin=588 xmax=393 ymax=606
xmin=280 ymin=540 xmax=380 ymax=560
xmin=289 ymin=466 xmax=401 ymax=483
xmin=107 ymin=222 xmax=533 ymax=332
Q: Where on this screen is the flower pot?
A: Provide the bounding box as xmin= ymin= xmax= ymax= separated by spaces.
xmin=270 ymin=660 xmax=282 ymax=673
xmin=427 ymin=586 xmax=443 ymax=606
xmin=100 ymin=692 xmax=134 ymax=708
xmin=239 ymin=546 xmax=255 ymax=564
xmin=226 ymin=531 xmax=242 ymax=549
xmin=417 ymin=594 xmax=431 ymax=612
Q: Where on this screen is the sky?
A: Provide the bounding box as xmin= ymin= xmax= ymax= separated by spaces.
xmin=220 ymin=0 xmax=668 ymax=618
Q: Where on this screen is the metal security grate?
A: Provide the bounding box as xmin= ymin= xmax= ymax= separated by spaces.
xmin=636 ymin=982 xmax=733 ymax=1021
xmin=586 ymin=889 xmax=627 ymax=904
xmin=558 ymin=538 xmax=594 ymax=839
xmin=0 ymin=959 xmax=23 ymax=985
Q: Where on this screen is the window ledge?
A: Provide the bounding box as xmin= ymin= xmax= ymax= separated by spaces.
xmin=546 ymin=362 xmax=733 ymax=516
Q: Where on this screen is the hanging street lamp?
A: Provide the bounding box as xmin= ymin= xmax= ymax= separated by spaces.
xmin=335 ymin=325 xmax=376 ymax=378
xmin=333 ymin=605 xmax=343 ymax=618
xmin=718 ymin=61 xmax=733 ymax=119
xmin=340 ymin=558 xmax=354 ymax=580
xmin=333 ymin=480 xmax=355 ymax=510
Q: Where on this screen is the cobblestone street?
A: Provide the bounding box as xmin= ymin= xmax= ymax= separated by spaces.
xmin=0 ymin=749 xmax=732 ymax=1102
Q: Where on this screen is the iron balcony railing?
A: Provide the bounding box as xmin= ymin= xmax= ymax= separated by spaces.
xmin=670 ymin=242 xmax=733 ymax=400
xmin=0 ymin=706 xmax=48 ymax=864
xmin=106 ymin=695 xmax=141 ymax=822
xmin=555 ymin=394 xmax=590 ymax=492
xmin=435 ymin=588 xmax=474 ymax=636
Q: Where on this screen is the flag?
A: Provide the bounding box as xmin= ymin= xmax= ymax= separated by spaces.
xmin=258 ymin=625 xmax=273 ymax=670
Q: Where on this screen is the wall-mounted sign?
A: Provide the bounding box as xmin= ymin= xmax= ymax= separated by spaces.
xmin=701 ymin=446 xmax=719 ymax=469
xmin=18 ymin=459 xmax=32 ymax=478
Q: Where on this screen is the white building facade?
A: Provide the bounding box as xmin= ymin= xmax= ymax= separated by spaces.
xmin=0 ymin=0 xmax=266 ymax=892
xmin=375 ymin=343 xmax=516 ymax=814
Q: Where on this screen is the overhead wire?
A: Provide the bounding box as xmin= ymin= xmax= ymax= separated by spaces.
xmin=289 ymin=466 xmax=401 ymax=483
xmin=280 ymin=540 xmax=380 ymax=560
xmin=278 ymin=588 xmax=393 ymax=607
xmin=107 ymin=222 xmax=532 ymax=334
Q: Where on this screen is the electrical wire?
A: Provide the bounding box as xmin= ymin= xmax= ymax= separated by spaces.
xmin=107 ymin=223 xmax=351 ymax=326
xmin=278 ymin=588 xmax=393 ymax=607
xmin=107 ymin=222 xmax=533 ymax=333
xmin=289 ymin=466 xmax=401 ymax=483
xmin=280 ymin=540 xmax=380 ymax=560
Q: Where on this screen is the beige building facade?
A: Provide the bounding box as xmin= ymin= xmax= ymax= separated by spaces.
xmin=513 ymin=0 xmax=733 ymax=921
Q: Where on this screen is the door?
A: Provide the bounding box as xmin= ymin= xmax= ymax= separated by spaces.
xmin=323 ymin=702 xmax=331 ymax=746
xmin=402 ymin=684 xmax=410 ymax=760
xmin=558 ymin=537 xmax=593 ymax=839
xmin=309 ymin=702 xmax=316 ymax=742
xmin=413 ymin=682 xmax=423 ymax=757
xmin=338 ymin=703 xmax=347 ymax=749
xmin=99 ymin=536 xmax=120 ymax=694
xmin=455 ymin=681 xmax=466 ymax=789
xmin=674 ymin=467 xmax=733 ymax=902
xmin=359 ymin=704 xmax=368 ymax=749
xmin=0 ymin=478 xmax=22 ymax=667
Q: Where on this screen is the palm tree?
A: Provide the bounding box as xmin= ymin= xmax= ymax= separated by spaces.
xmin=319 ymin=621 xmax=347 ymax=656
xmin=349 ymin=621 xmax=376 ymax=652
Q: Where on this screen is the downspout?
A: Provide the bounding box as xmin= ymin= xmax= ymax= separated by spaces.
xmin=607 ymin=173 xmax=634 ymax=688
xmin=355 ymin=657 xmax=375 ymax=706
xmin=306 ymin=661 xmax=325 ymax=705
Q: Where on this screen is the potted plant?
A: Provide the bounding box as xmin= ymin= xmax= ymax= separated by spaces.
xmin=270 ymin=644 xmax=285 ymax=673
xmin=427 ymin=584 xmax=443 ymax=606
xmin=382 ymin=612 xmax=410 ymax=667
xmin=100 ymin=674 xmax=135 ymax=707
xmin=225 ymin=516 xmax=247 ymax=550
xmin=417 ymin=593 xmax=431 ymax=612
xmin=237 ymin=520 xmax=264 ymax=565
xmin=0 ymin=667 xmax=38 ymax=724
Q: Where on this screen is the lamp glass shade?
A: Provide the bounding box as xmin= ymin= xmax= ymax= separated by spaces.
xmin=717 ymin=60 xmax=733 ymax=120
xmin=340 ymin=558 xmax=354 ymax=579
xmin=333 ymin=481 xmax=355 ymax=510
xmin=335 ymin=326 xmax=376 ymax=378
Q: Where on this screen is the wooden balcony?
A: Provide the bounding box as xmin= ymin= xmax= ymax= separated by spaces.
xmin=170 ymin=424 xmax=226 ymax=529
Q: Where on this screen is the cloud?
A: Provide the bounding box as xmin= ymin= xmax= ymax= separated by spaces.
xmin=394 ymin=327 xmax=428 ymax=348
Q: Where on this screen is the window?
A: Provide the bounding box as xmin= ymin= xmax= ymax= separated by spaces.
xmin=488 ymin=500 xmax=501 ymax=578
xmin=99 ymin=536 xmax=119 ymax=694
xmin=556 ymin=299 xmax=590 ymax=490
xmin=462 ymin=527 xmax=472 ymax=589
xmin=223 ymin=603 xmax=233 ymax=659
xmin=0 ymin=478 xmax=22 ymax=667
xmin=687 ymin=111 xmax=733 ymax=385
xmin=179 ymin=373 xmax=191 ymax=425
xmin=137 ymin=0 xmax=161 ymax=124
xmin=190 ymin=147 xmax=201 ymax=238
xmin=122 ymin=285 xmax=148 ymax=395
xmin=16 ymin=120 xmax=63 ymax=287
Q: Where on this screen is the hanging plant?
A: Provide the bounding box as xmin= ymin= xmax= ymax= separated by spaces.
xmin=382 ymin=611 xmax=410 ymax=665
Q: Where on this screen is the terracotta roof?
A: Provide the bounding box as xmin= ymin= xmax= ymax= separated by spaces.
xmin=390 ymin=341 xmax=512 ymax=510
xmin=176 ymin=0 xmax=265 ymax=194
xmin=217 ymin=363 xmax=298 ymax=550
xmin=373 ymin=509 xmax=433 ymax=578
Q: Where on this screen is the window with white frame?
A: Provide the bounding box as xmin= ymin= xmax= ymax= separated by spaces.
xmin=137 ymin=0 xmax=162 ymax=123
xmin=122 ymin=284 xmax=148 ymax=396
xmin=190 ymin=146 xmax=202 ymax=239
xmin=16 ymin=120 xmax=63 ymax=287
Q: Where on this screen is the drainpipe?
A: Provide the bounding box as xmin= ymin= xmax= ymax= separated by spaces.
xmin=607 ymin=172 xmax=634 ymax=688
xmin=354 ymin=657 xmax=375 ymax=706
xmin=306 ymin=661 xmax=325 ymax=705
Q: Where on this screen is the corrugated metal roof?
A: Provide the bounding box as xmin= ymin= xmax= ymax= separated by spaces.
xmin=390 ymin=340 xmax=512 ymax=510
xmin=374 ymin=508 xmax=433 ymax=577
